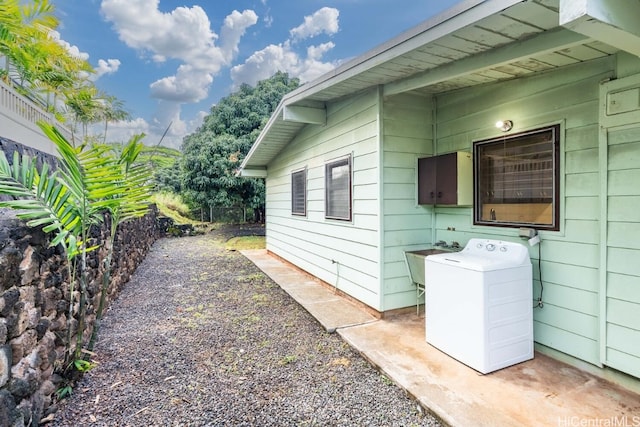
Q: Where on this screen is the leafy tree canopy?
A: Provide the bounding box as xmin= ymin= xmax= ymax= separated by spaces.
xmin=181 ymin=71 xmax=299 ymax=218
xmin=142 ymin=145 xmax=183 ymax=194
xmin=1 ymin=0 xmax=128 ymax=143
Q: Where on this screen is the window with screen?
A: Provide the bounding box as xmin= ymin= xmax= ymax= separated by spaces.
xmin=325 ymin=156 xmax=352 ymax=221
xmin=474 ymin=124 xmax=560 ymax=230
xmin=291 ymin=168 xmax=307 ymax=216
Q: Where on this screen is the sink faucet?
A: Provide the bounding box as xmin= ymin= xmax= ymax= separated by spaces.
xmin=434 ymin=240 xmax=447 ymax=247
xmin=450 ymin=241 xmax=461 ymax=249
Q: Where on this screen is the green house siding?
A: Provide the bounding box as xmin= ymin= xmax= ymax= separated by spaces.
xmin=603 ymin=100 xmax=640 ymax=378
xmin=374 ymin=54 xmax=640 ymax=375
xmin=416 ymin=56 xmax=615 ymax=366
xmin=265 ymin=88 xmax=383 ymax=309
xmin=258 ymin=51 xmax=640 ymax=378
xmin=381 ymin=93 xmax=434 ymax=311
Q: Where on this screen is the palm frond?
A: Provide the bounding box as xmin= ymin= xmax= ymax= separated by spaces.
xmin=0 ymin=150 xmax=79 ymax=243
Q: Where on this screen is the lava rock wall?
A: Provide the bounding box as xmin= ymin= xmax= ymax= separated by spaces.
xmin=0 ymin=206 xmax=159 ymax=426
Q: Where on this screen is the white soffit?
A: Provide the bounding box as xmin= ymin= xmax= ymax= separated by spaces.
xmin=241 ymin=0 xmax=620 ymax=171
xmin=560 ymin=0 xmax=640 ymax=58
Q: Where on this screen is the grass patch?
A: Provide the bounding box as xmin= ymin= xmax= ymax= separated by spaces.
xmin=153 ymin=192 xmax=190 ymax=215
xmin=225 ymin=236 xmax=265 ymax=251
xmin=158 ymin=205 xmax=193 ymax=225
xmin=152 ymin=192 xmax=213 ymax=229
xmin=279 ymin=355 xmax=297 ymax=365
xmin=251 ymin=293 xmax=269 ymax=305
xmin=237 ymin=273 xmax=265 ymax=283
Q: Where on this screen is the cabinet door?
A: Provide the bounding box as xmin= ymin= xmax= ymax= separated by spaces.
xmin=436 ymin=152 xmax=458 ymax=205
xmin=418 ymin=157 xmax=437 ymax=204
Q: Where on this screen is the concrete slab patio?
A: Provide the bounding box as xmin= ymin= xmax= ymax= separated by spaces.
xmin=242 ymin=249 xmax=640 ymax=427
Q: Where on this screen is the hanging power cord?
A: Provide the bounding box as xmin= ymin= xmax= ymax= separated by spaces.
xmin=332 ymin=259 xmax=340 ymax=293
xmin=535 ymin=240 xmax=544 ymax=308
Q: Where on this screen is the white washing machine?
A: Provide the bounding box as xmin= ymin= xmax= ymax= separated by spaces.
xmin=425 ymin=238 xmax=533 ymax=374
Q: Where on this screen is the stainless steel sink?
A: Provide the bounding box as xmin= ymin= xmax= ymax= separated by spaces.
xmin=404 ymin=249 xmax=448 ymax=286
xmin=406 ymin=248 xmax=448 ymax=257
xmin=404 ymin=248 xmax=450 ymax=315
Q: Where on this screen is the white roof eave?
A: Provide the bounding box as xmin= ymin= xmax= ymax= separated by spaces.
xmin=240 ymin=0 xmax=527 ymax=172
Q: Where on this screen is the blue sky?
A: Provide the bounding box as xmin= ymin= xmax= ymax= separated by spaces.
xmin=53 ymin=0 xmax=460 ymax=149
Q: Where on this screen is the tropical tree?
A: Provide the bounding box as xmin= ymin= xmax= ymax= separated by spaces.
xmin=0 ymin=139 xmax=99 ymax=367
xmin=99 ymin=94 xmax=130 ymax=143
xmin=0 ymin=0 xmax=58 ymax=82
xmin=63 ymin=85 xmax=101 ymax=142
xmin=152 ymin=160 xmax=183 ymax=194
xmin=141 ymin=145 xmax=184 ymax=193
xmin=27 ymin=38 xmax=93 ymax=111
xmin=1 ymin=0 xmax=107 ymax=140
xmin=0 ymin=0 xmax=91 ymax=101
xmin=88 ymin=134 xmax=153 ymax=351
xmin=0 ymin=121 xmax=152 ymax=374
xmin=182 ymin=71 xmax=299 ymax=221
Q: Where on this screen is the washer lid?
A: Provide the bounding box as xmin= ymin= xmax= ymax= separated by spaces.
xmin=426 ymin=239 xmax=531 ymax=271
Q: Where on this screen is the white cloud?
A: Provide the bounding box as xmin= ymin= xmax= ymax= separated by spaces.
xmin=49 ymin=30 xmax=90 ymax=61
xmin=230 ymin=39 xmax=338 ymax=88
xmin=97 ymin=109 xmax=192 ymax=150
xmin=50 ymin=30 xmax=119 ymax=82
xmin=290 ymin=7 xmax=339 ymax=41
xmin=230 ymin=43 xmax=298 ymax=87
xmin=151 ymin=101 xmax=187 ymax=143
xmin=96 ymin=2 xmax=343 ymax=147
xmin=94 ymin=59 xmax=121 ymax=78
xmin=100 ymin=1 xmax=214 ymax=59
xmin=100 ymin=0 xmax=257 ymax=102
xmin=147 ymin=102 xmax=206 ymax=149
xmin=298 ymin=42 xmax=338 ymax=82
xmin=307 ymin=42 xmax=335 ymax=61
xmin=191 ymin=110 xmax=208 ymax=131
xmin=94 ymin=117 xmax=150 ymax=145
xmin=263 ymin=12 xmax=274 ymax=28
xmin=98 ymin=0 xmax=259 ymax=147
xmin=220 ymin=10 xmax=260 ymax=64
xmin=231 ymin=7 xmax=340 ymax=87
xmin=150 ymin=65 xmax=213 ymax=103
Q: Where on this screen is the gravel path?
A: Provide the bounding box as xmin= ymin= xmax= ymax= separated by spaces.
xmin=51 ymin=226 xmax=443 ymax=426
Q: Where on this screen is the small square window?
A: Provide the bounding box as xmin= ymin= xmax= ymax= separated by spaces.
xmin=325 ymin=156 xmax=352 ymax=221
xmin=291 ymin=168 xmax=307 ymax=216
xmin=474 ymin=125 xmax=560 ymax=230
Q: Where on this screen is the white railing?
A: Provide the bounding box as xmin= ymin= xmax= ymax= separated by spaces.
xmin=0 ymin=79 xmax=73 ymax=155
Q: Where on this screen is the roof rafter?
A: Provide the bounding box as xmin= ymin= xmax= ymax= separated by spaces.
xmin=384 ymin=27 xmax=588 ymax=96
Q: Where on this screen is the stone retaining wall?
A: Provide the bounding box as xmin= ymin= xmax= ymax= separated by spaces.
xmin=0 ymin=203 xmax=159 ymax=425
xmin=0 ymin=136 xmax=58 ymax=170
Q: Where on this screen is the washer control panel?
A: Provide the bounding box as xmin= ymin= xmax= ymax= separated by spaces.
xmin=475 ymin=241 xmax=502 ymax=252
xmin=464 ymin=238 xmax=529 ymax=262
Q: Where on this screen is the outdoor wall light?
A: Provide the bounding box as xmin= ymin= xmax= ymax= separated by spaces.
xmin=495 ymin=120 xmax=513 ymax=132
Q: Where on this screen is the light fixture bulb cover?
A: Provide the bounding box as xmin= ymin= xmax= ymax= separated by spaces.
xmin=496 ymin=119 xmax=513 ymax=132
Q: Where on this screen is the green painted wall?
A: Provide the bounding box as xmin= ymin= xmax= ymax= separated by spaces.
xmin=264 ymin=88 xmax=383 ymax=309
xmin=601 ymin=68 xmax=640 ymax=379
xmin=380 ymin=93 xmax=434 ymax=311
xmin=420 ymin=56 xmax=616 ymax=366
xmin=262 ymin=51 xmax=640 ymax=379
